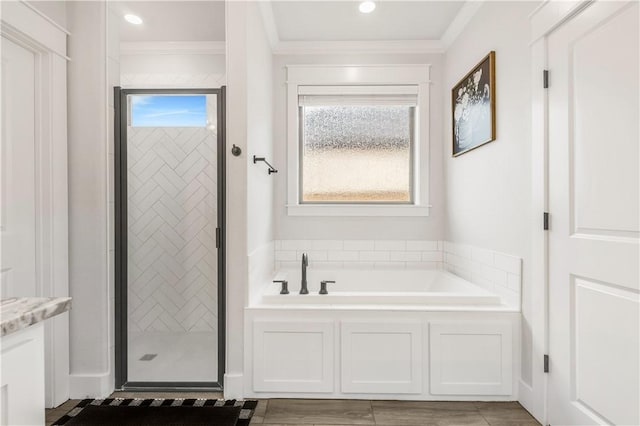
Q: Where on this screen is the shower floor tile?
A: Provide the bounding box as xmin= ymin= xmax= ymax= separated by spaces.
xmin=127 ymin=331 xmax=217 ymax=382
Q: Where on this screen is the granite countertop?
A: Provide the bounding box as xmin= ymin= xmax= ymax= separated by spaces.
xmin=1 ymin=297 xmax=71 ymax=337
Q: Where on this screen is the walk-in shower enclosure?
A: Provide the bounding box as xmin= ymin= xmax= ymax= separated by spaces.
xmin=114 ymin=88 xmax=226 ymax=390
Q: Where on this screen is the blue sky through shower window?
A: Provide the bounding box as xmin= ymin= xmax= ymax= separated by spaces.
xmin=130 ymin=95 xmax=207 ymax=127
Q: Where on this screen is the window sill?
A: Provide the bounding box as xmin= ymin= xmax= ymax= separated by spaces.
xmin=286 ymin=204 xmax=431 ymax=217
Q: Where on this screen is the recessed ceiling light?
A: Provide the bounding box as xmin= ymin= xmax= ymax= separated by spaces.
xmin=124 ymin=14 xmax=143 ymax=25
xmin=359 ymin=1 xmax=376 ymax=13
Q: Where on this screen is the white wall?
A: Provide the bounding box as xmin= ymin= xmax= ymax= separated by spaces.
xmin=272 ymin=53 xmax=445 ymax=241
xmin=120 ymin=53 xmax=226 ymax=88
xmin=224 ymin=1 xmax=249 ymax=398
xmin=120 ymin=54 xmax=225 ymax=75
xmin=246 ymin=2 xmax=275 ymax=306
xmin=442 ymin=0 xmax=539 ymax=417
xmin=27 ymin=1 xmax=67 ymax=29
xmin=66 ymin=0 xmax=119 ymax=398
xmin=246 ymin=5 xmax=274 ymax=256
xmin=224 ymin=0 xmax=275 ymax=397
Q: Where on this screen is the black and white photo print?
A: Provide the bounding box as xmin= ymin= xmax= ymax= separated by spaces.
xmin=452 ymin=51 xmax=496 ymax=156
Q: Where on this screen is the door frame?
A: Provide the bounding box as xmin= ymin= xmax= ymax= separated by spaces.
xmin=114 ymin=87 xmax=226 ymax=390
xmin=1 ymin=2 xmax=70 ymax=407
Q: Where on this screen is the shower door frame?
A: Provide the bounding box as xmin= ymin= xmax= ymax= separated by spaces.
xmin=114 ymin=87 xmax=226 ymax=390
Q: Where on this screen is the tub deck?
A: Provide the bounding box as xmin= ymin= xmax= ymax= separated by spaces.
xmin=261 ymin=269 xmax=505 ymax=308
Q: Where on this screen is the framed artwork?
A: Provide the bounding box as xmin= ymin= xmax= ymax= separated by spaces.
xmin=451 ymin=51 xmax=496 ymax=156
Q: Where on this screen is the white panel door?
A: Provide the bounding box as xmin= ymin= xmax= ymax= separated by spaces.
xmin=0 ymin=36 xmax=37 ymax=297
xmin=547 ymin=2 xmax=640 ymax=425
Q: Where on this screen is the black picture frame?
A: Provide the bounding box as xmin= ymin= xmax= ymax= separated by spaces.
xmin=452 ymin=51 xmax=496 ymax=156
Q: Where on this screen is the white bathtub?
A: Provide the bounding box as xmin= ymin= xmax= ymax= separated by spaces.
xmin=249 ymin=268 xmax=518 ymax=400
xmin=262 ymin=269 xmax=502 ymax=306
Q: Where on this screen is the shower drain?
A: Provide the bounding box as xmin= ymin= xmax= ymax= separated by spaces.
xmin=139 ymin=353 xmax=157 ymax=361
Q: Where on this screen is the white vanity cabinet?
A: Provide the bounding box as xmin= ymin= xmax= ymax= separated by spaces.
xmin=1 ymin=323 xmax=46 ymax=426
xmin=0 ymin=297 xmax=71 ymax=426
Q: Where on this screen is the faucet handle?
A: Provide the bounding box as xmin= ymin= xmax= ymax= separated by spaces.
xmin=273 ymin=280 xmax=289 ymax=295
xmin=319 ymin=280 xmax=335 ymax=295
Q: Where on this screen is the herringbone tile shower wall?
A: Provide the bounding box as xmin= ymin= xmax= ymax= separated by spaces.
xmin=127 ymin=126 xmax=218 ymax=333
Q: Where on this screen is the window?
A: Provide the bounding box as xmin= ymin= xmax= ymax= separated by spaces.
xmin=299 ymin=92 xmax=416 ymax=204
xmin=286 ymin=64 xmax=431 ymax=216
xmin=130 ymin=95 xmax=207 ymax=127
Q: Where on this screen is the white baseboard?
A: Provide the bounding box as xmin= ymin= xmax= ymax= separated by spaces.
xmin=69 ymin=372 xmax=113 ymax=399
xmin=223 ymin=373 xmax=244 ymax=399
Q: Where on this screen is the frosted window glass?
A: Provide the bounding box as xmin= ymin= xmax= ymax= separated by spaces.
xmin=301 ymin=105 xmax=413 ymax=203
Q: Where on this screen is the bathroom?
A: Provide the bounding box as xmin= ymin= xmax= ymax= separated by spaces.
xmin=0 ymin=1 xmax=638 ymax=425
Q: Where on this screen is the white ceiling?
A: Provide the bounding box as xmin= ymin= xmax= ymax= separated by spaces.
xmin=115 ymin=1 xmax=468 ymax=48
xmin=116 ymin=1 xmax=225 ymax=42
xmin=270 ymin=1 xmax=466 ymax=42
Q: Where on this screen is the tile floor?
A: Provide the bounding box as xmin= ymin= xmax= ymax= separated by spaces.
xmin=253 ymin=400 xmax=540 ymax=426
xmin=45 ymin=399 xmax=81 ymax=426
xmin=46 ymin=395 xmax=541 ymax=426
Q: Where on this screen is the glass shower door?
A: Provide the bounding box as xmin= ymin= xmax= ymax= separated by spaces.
xmin=115 ymin=88 xmax=225 ymax=388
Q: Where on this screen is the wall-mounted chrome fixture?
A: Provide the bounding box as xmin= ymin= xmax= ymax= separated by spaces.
xmin=253 ymin=155 xmax=278 ymax=174
xmin=231 ymin=144 xmax=242 ymax=157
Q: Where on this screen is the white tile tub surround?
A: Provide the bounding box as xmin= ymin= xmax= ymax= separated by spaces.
xmin=443 ymin=242 xmax=522 ymax=309
xmin=274 ymin=240 xmax=522 ymax=309
xmin=274 ymin=240 xmax=444 ymax=271
xmin=248 ymin=241 xmax=275 ymax=306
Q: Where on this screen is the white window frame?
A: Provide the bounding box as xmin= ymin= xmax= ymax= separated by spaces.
xmin=286 ymin=64 xmax=431 ymax=216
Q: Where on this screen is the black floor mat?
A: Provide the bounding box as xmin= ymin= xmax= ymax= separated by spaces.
xmin=52 ymin=399 xmax=258 ymax=426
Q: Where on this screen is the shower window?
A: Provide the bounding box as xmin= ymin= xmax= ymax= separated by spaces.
xmin=129 ymin=95 xmax=208 ymax=127
xmin=299 ymin=95 xmax=416 ymax=203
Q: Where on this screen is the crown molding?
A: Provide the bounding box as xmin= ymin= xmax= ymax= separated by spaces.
xmin=273 ymin=40 xmax=445 ymax=55
xmin=120 ymin=41 xmax=226 ymax=55
xmin=440 ymin=0 xmax=484 ymax=49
